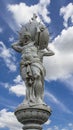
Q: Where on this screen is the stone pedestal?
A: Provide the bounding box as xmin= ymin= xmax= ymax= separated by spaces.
xmin=14 ymin=104 xmax=51 ymax=130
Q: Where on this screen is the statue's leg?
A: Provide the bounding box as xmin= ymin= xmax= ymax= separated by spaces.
xmin=25 ymin=82 xmax=34 ymax=103
xmin=20 ymin=65 xmax=26 ymax=81
xmin=31 ymin=66 xmax=44 ymax=104
xmin=34 ymin=74 xmax=44 ymax=101
xmin=20 ymin=65 xmax=29 ymax=102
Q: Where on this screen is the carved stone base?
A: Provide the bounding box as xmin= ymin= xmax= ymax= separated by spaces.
xmin=14 ymin=104 xmax=52 ymax=130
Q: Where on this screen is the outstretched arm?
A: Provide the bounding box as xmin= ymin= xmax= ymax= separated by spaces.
xmin=39 ymin=48 xmax=54 ymax=57
xmin=11 ymin=42 xmax=23 ymax=53
xmin=43 ymin=48 xmax=55 ymax=57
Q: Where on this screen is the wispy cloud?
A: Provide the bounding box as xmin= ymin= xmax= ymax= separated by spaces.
xmin=47 ymin=123 xmax=73 ymax=130
xmin=60 ymin=3 xmax=73 ymax=28
xmin=61 ymin=75 xmax=73 ymax=92
xmin=0 ymin=75 xmax=26 ymax=97
xmin=0 ymin=89 xmax=18 ymax=110
xmin=0 ymin=109 xmax=22 ymax=130
xmin=0 ymin=41 xmax=17 ymax=72
xmin=9 ymin=75 xmax=26 ymax=96
xmin=45 ymin=91 xmax=72 ymax=114
xmin=7 ymin=0 xmax=51 ymax=25
xmin=0 ymin=27 xmax=3 ymax=33
xmin=9 ymin=36 xmax=15 ymax=42
xmin=45 ymin=119 xmax=51 ymax=125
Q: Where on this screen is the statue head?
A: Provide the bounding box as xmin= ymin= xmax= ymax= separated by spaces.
xmin=20 ymin=32 xmax=31 ymax=44
xmin=24 ymin=32 xmax=31 ymax=38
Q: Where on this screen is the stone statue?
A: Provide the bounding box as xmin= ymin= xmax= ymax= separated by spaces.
xmin=12 ymin=14 xmax=54 ymax=130
xmin=12 ymin=14 xmax=54 ymax=107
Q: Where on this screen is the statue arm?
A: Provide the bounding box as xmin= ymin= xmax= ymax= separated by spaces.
xmin=43 ymin=48 xmax=55 ymax=57
xmin=38 ymin=48 xmax=54 ymax=60
xmin=11 ymin=42 xmax=23 ymax=53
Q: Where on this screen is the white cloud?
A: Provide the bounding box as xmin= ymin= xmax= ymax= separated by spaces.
xmin=44 ymin=26 xmax=73 ymax=81
xmin=7 ymin=0 xmax=51 ymax=25
xmin=9 ymin=75 xmax=26 ymax=96
xmin=0 ymin=41 xmax=17 ymax=71
xmin=0 ymin=82 xmax=9 ymax=89
xmin=45 ymin=119 xmax=51 ymax=125
xmin=68 ymin=123 xmax=73 ymax=128
xmin=13 ymin=75 xmax=22 ymax=84
xmin=68 ymin=123 xmax=73 ymax=127
xmin=60 ymin=3 xmax=73 ymax=28
xmin=0 ymin=75 xmax=26 ymax=97
xmin=0 ymin=109 xmax=22 ymax=130
xmin=9 ymin=84 xmax=26 ymax=96
xmin=9 ymin=36 xmax=15 ymax=42
xmin=45 ymin=91 xmax=72 ymax=114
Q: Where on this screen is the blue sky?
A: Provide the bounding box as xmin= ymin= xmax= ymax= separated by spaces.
xmin=0 ymin=0 xmax=73 ymax=130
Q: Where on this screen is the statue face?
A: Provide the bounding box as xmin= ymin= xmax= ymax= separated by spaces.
xmin=22 ymin=35 xmax=31 ymax=45
xmin=22 ymin=36 xmax=29 ymax=43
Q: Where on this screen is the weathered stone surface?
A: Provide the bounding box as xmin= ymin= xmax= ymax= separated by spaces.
xmin=12 ymin=14 xmax=54 ymax=130
xmin=12 ymin=14 xmax=54 ymax=106
xmin=15 ymin=104 xmax=51 ymax=130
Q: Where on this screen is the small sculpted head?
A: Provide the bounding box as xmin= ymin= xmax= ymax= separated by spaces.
xmin=19 ymin=31 xmax=31 ymax=45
